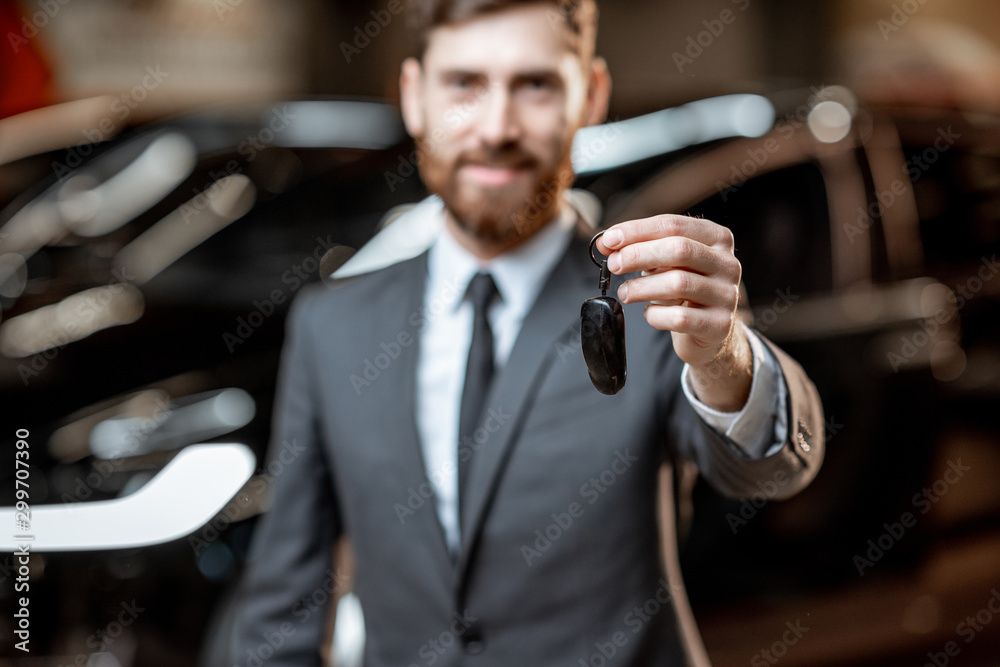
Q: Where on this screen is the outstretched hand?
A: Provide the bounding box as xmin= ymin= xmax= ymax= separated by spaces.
xmin=595 ymin=214 xmax=752 ymax=411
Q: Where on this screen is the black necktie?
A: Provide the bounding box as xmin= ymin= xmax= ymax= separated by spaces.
xmin=458 ymin=272 xmax=499 ymax=517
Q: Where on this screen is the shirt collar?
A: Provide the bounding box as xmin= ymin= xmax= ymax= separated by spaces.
xmin=427 ymin=204 xmax=578 ymax=317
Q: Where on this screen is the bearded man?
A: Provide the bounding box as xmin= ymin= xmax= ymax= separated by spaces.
xmin=233 ymin=2 xmax=824 ymax=665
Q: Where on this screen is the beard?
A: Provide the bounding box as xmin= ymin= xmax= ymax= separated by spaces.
xmin=417 ymin=138 xmax=575 ymax=246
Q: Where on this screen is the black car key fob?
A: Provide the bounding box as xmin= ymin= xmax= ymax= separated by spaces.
xmin=581 ymin=231 xmax=626 ymax=395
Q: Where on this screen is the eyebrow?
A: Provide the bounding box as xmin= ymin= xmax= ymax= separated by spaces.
xmin=435 ymin=68 xmax=564 ymax=82
xmin=514 ymin=70 xmax=563 ymax=83
xmin=436 ymin=70 xmax=483 ymax=82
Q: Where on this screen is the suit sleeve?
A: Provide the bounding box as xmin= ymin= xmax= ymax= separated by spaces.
xmin=231 ymin=289 xmax=342 ymax=666
xmin=665 ymin=331 xmax=824 ymax=501
xmin=681 ymin=324 xmax=789 ymax=458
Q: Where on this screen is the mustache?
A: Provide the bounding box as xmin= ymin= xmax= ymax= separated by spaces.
xmin=456 ymin=148 xmax=537 ymax=171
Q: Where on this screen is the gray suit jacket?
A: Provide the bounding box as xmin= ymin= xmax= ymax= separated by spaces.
xmin=233 ymin=228 xmax=824 ymax=666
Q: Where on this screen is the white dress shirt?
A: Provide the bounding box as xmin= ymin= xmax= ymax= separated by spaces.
xmin=414 ymin=204 xmax=788 ymax=554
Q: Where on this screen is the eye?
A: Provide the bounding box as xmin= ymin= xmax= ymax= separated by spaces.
xmin=445 ymin=74 xmax=482 ymax=91
xmin=516 ymin=75 xmax=560 ymax=98
xmin=524 ymin=77 xmax=552 ymax=91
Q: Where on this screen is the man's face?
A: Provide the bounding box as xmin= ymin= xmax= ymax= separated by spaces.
xmin=402 ymin=5 xmax=603 ymax=254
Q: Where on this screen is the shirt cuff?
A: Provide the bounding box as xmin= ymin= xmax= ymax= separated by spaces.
xmin=680 ymin=323 xmax=789 ymax=459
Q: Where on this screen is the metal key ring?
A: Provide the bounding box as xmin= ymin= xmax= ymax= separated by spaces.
xmin=589 ymin=231 xmax=606 ymax=268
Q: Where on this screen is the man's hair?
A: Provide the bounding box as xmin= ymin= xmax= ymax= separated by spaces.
xmin=408 ymin=0 xmax=599 ymax=62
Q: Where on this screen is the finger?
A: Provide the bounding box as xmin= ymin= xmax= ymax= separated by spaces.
xmin=619 ymin=270 xmax=738 ymax=308
xmin=607 ymin=236 xmax=740 ymax=277
xmin=647 ymin=297 xmax=685 ymax=307
xmin=642 ymin=303 xmax=733 ymax=339
xmin=595 ymin=214 xmax=735 ymax=256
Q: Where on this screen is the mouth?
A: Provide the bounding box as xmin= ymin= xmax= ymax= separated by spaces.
xmin=460 ymin=163 xmax=530 ymax=187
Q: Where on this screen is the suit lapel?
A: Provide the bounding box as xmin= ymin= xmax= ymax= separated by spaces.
xmin=375 ymin=253 xmax=457 ymax=574
xmin=456 ymin=229 xmax=596 ymax=582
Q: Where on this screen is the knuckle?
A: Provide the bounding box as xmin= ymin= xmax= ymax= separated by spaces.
xmin=730 ymin=283 xmax=742 ymax=307
xmin=654 ymin=214 xmax=678 ymax=237
xmin=724 ymin=255 xmax=741 ymax=280
xmin=669 ymin=236 xmax=691 ymax=262
xmin=624 ymin=244 xmax=641 ymax=268
xmin=668 ymin=270 xmax=690 ymax=294
xmin=712 ymin=224 xmax=733 ymax=248
xmin=645 ymin=304 xmax=667 ymax=329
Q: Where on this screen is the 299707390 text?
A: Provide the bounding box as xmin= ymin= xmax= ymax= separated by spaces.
xmin=13 ymin=428 xmax=32 ymax=653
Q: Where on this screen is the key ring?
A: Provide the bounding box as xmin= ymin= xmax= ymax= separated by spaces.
xmin=589 ymin=231 xmax=605 ymax=268
xmin=589 ymin=231 xmax=611 ymax=295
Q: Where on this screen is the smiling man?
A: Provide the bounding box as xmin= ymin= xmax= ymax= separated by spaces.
xmin=402 ymin=3 xmax=593 ymax=257
xmin=233 ymin=2 xmax=824 ymax=666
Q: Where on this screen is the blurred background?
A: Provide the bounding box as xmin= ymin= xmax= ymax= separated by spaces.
xmin=1 ymin=0 xmax=1000 ymax=665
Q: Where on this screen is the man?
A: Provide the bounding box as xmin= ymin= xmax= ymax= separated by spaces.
xmin=233 ymin=1 xmax=824 ymax=665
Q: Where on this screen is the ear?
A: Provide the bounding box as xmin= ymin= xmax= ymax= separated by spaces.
xmin=399 ymin=57 xmax=426 ymax=139
xmin=582 ymin=56 xmax=612 ymax=128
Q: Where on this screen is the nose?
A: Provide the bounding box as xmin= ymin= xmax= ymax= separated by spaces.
xmin=476 ymin=84 xmax=521 ymax=148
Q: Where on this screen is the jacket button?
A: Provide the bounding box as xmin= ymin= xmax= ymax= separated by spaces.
xmin=797 ymin=420 xmax=813 ymax=452
xmin=462 ymin=625 xmax=485 ymax=654
xmin=796 ymin=431 xmax=811 ymax=452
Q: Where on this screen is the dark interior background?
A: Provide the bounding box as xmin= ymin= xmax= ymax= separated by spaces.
xmin=2 ymin=1 xmax=1000 ymax=665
